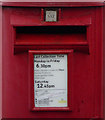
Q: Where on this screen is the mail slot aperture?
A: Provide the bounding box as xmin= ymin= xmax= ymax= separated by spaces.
xmin=14 ymin=26 xmax=88 ymax=53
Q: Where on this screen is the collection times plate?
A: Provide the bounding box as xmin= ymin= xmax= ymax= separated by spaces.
xmin=34 ymin=54 xmax=68 ymax=107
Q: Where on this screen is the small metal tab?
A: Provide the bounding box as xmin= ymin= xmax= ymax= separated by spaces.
xmin=45 ymin=10 xmax=57 ymax=22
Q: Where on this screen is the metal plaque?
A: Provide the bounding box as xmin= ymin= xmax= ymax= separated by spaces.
xmin=45 ymin=10 xmax=57 ymax=22
xmin=34 ymin=54 xmax=68 ymax=107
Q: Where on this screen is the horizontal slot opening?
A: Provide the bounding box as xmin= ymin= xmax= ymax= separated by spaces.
xmin=15 ymin=26 xmax=87 ymax=45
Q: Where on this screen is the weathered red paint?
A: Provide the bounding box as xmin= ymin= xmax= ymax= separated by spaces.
xmin=1 ymin=1 xmax=104 ymax=119
xmin=0 ymin=5 xmax=2 ymax=120
xmin=1 ymin=1 xmax=105 ymax=7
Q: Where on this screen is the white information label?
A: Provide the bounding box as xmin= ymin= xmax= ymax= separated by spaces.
xmin=34 ymin=54 xmax=68 ymax=107
xmin=46 ymin=11 xmax=57 ymax=22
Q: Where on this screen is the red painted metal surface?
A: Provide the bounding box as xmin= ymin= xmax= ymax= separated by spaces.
xmin=0 ymin=5 xmax=2 ymax=120
xmin=1 ymin=1 xmax=104 ymax=120
xmin=2 ymin=0 xmax=104 ymax=2
xmin=103 ymin=2 xmax=105 ymax=120
xmin=1 ymin=1 xmax=104 ymax=7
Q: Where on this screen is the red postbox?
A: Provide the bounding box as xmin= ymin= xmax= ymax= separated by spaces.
xmin=1 ymin=0 xmax=105 ymax=119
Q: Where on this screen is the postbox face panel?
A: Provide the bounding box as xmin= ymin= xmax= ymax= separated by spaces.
xmin=2 ymin=4 xmax=103 ymax=119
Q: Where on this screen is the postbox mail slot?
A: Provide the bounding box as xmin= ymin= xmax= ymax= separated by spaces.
xmin=14 ymin=26 xmax=89 ymax=53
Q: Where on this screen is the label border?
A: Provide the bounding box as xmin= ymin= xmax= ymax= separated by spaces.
xmin=29 ymin=50 xmax=73 ymax=111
